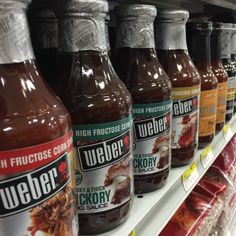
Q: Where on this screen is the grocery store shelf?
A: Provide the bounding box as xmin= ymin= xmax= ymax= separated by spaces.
xmin=86 ymin=115 xmax=236 ymax=236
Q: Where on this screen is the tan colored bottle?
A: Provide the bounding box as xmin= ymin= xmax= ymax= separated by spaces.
xmin=211 ymin=22 xmax=228 ymax=132
xmin=187 ymin=21 xmax=218 ymax=148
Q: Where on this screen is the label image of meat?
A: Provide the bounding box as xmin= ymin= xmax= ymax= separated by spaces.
xmin=171 ymin=86 xmax=200 ymax=149
xmin=0 ymin=131 xmax=79 ymax=236
xmin=73 ymin=116 xmax=133 ymax=214
xmin=132 ymin=100 xmax=172 ymax=175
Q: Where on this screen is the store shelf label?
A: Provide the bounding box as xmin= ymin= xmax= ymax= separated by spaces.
xmin=223 ymin=124 xmax=233 ymax=142
xmin=200 ymin=146 xmax=214 ymax=168
xmin=128 ymin=230 xmax=136 ymax=236
xmin=182 ymin=161 xmax=199 ymax=192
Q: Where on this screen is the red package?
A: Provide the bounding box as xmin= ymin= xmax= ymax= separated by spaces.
xmin=160 ymin=186 xmax=216 ymax=236
xmin=212 ymin=134 xmax=236 ymax=185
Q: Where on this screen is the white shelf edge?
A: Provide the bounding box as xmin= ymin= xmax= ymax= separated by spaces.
xmin=86 ymin=115 xmax=236 ymax=236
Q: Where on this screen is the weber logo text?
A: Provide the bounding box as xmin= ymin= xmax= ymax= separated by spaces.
xmin=0 ymin=153 xmax=70 ymax=218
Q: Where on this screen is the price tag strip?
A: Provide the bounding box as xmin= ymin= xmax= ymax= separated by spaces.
xmin=200 ymin=146 xmax=214 ymax=169
xmin=182 ymin=161 xmax=199 ymax=192
xmin=223 ymin=124 xmax=233 ymax=142
xmin=128 ymin=230 xmax=136 ymax=236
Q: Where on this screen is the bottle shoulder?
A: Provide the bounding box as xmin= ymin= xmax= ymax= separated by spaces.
xmin=157 ymin=50 xmax=201 ymax=87
xmin=197 ymin=70 xmax=218 ymax=90
xmin=57 ymin=53 xmax=132 ymax=124
xmin=0 ymin=61 xmax=71 ymax=150
xmin=211 ymin=65 xmax=228 ymax=83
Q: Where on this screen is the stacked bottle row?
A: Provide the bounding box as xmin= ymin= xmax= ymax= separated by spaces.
xmin=1 ymin=0 xmax=236 ymax=236
xmin=28 ymin=1 xmax=235 ymax=234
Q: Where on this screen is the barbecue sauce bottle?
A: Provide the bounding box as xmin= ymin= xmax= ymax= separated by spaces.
xmin=114 ymin=5 xmax=172 ymax=193
xmin=211 ymin=22 xmax=228 ymax=132
xmin=221 ymin=23 xmax=236 ymax=121
xmin=57 ymin=0 xmax=133 ymax=234
xmin=28 ymin=0 xmax=58 ymax=90
xmin=231 ymin=23 xmax=236 ymax=113
xmin=187 ymin=22 xmax=218 ymax=148
xmin=156 ymin=10 xmax=200 ymax=166
xmin=0 ymin=1 xmax=79 ymax=236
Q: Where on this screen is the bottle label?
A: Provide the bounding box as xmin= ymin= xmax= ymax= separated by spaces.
xmin=199 ymin=89 xmax=217 ymax=137
xmin=226 ymin=76 xmax=236 ymax=115
xmin=216 ymin=81 xmax=228 ymax=124
xmin=132 ymin=101 xmax=171 ymax=175
xmin=0 ymin=9 xmax=35 ymax=64
xmin=171 ymin=86 xmax=200 ymax=149
xmin=0 ymin=131 xmax=79 ymax=236
xmin=59 ymin=16 xmax=107 ymax=52
xmin=30 ymin=20 xmax=58 ymax=50
xmin=73 ymin=116 xmax=133 ymax=214
xmin=117 ymin=21 xmax=155 ymax=48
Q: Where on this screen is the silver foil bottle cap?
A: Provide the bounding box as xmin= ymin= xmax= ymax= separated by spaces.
xmin=0 ymin=0 xmax=31 ymax=9
xmin=114 ymin=4 xmax=157 ymax=19
xmin=156 ymin=9 xmax=189 ymax=22
xmin=58 ymin=0 xmax=108 ymax=14
xmin=222 ymin=23 xmax=233 ymax=30
xmin=115 ymin=4 xmax=156 ymax=49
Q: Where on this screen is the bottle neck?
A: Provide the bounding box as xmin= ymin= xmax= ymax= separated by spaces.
xmin=29 ymin=10 xmax=58 ymax=50
xmin=0 ymin=8 xmax=35 ymax=64
xmin=211 ymin=31 xmax=222 ymax=64
xmin=116 ymin=20 xmax=155 ymax=49
xmin=221 ymin=30 xmax=232 ymax=59
xmin=58 ymin=14 xmax=107 ymax=53
xmin=155 ymin=21 xmax=187 ymax=50
xmin=189 ymin=32 xmax=211 ymax=70
xmin=105 ymin=20 xmax=110 ymax=52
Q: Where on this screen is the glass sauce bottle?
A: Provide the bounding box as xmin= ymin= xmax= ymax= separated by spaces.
xmin=0 ymin=1 xmax=79 ymax=236
xmin=231 ymin=23 xmax=236 ymax=113
xmin=156 ymin=10 xmax=201 ymax=166
xmin=211 ymin=22 xmax=228 ymax=132
xmin=187 ymin=22 xmax=218 ymax=148
xmin=28 ymin=0 xmax=58 ymax=90
xmin=221 ymin=23 xmax=236 ymax=121
xmin=114 ymin=5 xmax=172 ymax=193
xmin=57 ymin=0 xmax=133 ymax=234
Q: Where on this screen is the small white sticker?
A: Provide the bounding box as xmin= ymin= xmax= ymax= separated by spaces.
xmin=223 ymin=124 xmax=233 ymax=142
xmin=182 ymin=161 xmax=199 ymax=192
xmin=200 ymin=146 xmax=214 ymax=168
